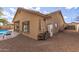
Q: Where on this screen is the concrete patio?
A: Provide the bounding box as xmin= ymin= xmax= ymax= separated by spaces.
xmin=0 ymin=30 xmax=79 ymax=52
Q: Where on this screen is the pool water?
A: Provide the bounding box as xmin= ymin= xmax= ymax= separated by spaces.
xmin=0 ymin=30 xmax=9 ymax=36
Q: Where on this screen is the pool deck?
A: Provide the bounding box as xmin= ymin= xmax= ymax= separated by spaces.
xmin=0 ymin=31 xmax=19 ymax=41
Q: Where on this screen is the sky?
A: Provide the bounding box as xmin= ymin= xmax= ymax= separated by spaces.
xmin=0 ymin=7 xmax=79 ymax=23
xmin=0 ymin=7 xmax=17 ymax=23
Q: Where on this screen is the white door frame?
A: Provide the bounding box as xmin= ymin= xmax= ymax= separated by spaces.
xmin=77 ymin=24 xmax=79 ymax=32
xmin=47 ymin=24 xmax=53 ymax=37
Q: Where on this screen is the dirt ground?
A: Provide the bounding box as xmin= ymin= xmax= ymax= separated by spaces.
xmin=0 ymin=30 xmax=79 ymax=52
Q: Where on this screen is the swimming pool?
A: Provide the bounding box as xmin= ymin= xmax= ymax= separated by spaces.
xmin=0 ymin=30 xmax=11 ymax=36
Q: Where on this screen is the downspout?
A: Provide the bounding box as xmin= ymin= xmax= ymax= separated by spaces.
xmin=43 ymin=18 xmax=48 ymax=32
xmin=39 ymin=19 xmax=41 ymax=32
xmin=40 ymin=18 xmax=46 ymax=33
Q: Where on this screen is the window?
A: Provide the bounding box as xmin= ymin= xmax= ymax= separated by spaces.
xmin=14 ymin=21 xmax=20 ymax=32
xmin=55 ymin=23 xmax=58 ymax=28
xmin=65 ymin=25 xmax=75 ymax=30
xmin=22 ymin=21 xmax=30 ymax=32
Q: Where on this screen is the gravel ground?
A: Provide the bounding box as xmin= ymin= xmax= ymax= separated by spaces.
xmin=0 ymin=30 xmax=79 ymax=52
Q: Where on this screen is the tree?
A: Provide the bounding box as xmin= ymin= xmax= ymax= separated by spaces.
xmin=0 ymin=18 xmax=9 ymax=25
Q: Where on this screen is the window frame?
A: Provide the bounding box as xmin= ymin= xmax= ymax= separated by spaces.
xmin=22 ymin=21 xmax=30 ymax=33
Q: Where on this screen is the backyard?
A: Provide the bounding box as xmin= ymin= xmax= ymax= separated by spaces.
xmin=0 ymin=30 xmax=79 ymax=52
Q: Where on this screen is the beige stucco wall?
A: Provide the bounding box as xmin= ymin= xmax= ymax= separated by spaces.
xmin=76 ymin=24 xmax=79 ymax=32
xmin=46 ymin=12 xmax=65 ymax=34
xmin=14 ymin=10 xmax=44 ymax=40
xmin=56 ymin=12 xmax=65 ymax=30
xmin=0 ymin=25 xmax=13 ymax=30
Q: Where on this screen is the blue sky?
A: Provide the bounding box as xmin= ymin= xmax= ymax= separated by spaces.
xmin=0 ymin=7 xmax=17 ymax=23
xmin=0 ymin=7 xmax=79 ymax=23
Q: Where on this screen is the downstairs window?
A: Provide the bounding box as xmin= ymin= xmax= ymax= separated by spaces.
xmin=22 ymin=21 xmax=30 ymax=32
